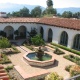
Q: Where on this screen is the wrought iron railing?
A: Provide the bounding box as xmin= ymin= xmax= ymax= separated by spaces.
xmin=66 ymin=74 xmax=80 ymax=80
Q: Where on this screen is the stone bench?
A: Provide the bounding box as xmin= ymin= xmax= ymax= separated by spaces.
xmin=14 ymin=65 xmax=49 ymax=80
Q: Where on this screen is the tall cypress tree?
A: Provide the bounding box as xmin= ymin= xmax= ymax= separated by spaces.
xmin=47 ymin=0 xmax=53 ymax=8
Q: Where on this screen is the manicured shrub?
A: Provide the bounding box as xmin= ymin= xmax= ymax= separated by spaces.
xmin=70 ymin=65 xmax=80 ymax=79
xmin=0 ymin=37 xmax=11 ymax=48
xmin=23 ymin=44 xmax=34 ymax=51
xmin=51 ymin=43 xmax=80 ymax=55
xmin=31 ymin=34 xmax=45 ymax=46
xmin=0 ymin=53 xmax=11 ymax=64
xmin=11 ymin=45 xmax=20 ymax=53
xmin=45 ymin=72 xmax=63 ymax=80
xmin=5 ymin=65 xmax=13 ymax=72
xmin=64 ymin=54 xmax=80 ymax=65
xmin=65 ymin=65 xmax=72 ymax=72
xmin=54 ymin=47 xmax=65 ymax=55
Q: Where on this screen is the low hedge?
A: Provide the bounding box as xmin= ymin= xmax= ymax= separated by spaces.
xmin=11 ymin=45 xmax=20 ymax=53
xmin=65 ymin=65 xmax=72 ymax=72
xmin=23 ymin=44 xmax=34 ymax=51
xmin=51 ymin=43 xmax=80 ymax=55
xmin=64 ymin=54 xmax=80 ymax=65
xmin=5 ymin=65 xmax=13 ymax=72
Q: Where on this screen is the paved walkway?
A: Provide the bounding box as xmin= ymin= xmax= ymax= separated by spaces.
xmin=5 ymin=45 xmax=75 ymax=79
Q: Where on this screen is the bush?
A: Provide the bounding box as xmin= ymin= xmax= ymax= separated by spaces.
xmin=5 ymin=65 xmax=13 ymax=72
xmin=31 ymin=34 xmax=45 ymax=46
xmin=45 ymin=72 xmax=63 ymax=80
xmin=0 ymin=37 xmax=11 ymax=48
xmin=70 ymin=65 xmax=80 ymax=79
xmin=54 ymin=47 xmax=65 ymax=55
xmin=0 ymin=53 xmax=11 ymax=64
xmin=65 ymin=65 xmax=72 ymax=72
xmin=51 ymin=43 xmax=80 ymax=55
xmin=64 ymin=54 xmax=80 ymax=65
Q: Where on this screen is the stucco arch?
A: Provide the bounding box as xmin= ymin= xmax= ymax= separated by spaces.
xmin=40 ymin=27 xmax=44 ymax=38
xmin=48 ymin=28 xmax=53 ymax=42
xmin=18 ymin=25 xmax=27 ymax=38
xmin=73 ymin=34 xmax=80 ymax=50
xmin=4 ymin=26 xmax=14 ymax=39
xmin=60 ymin=31 xmax=68 ymax=46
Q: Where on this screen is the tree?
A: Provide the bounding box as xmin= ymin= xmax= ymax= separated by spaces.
xmin=45 ymin=7 xmax=57 ymax=14
xmin=47 ymin=0 xmax=53 ymax=7
xmin=0 ymin=31 xmax=6 ymax=37
xmin=31 ymin=34 xmax=44 ymax=46
xmin=57 ymin=13 xmax=61 ymax=17
xmin=19 ymin=7 xmax=29 ymax=17
xmin=7 ymin=12 xmax=11 ymax=17
xmin=12 ymin=11 xmax=20 ymax=17
xmin=62 ymin=11 xmax=73 ymax=18
xmin=29 ymin=28 xmax=37 ymax=37
xmin=73 ymin=12 xmax=80 ymax=19
xmin=43 ymin=0 xmax=57 ymax=17
xmin=31 ymin=6 xmax=42 ymax=17
xmin=0 ymin=37 xmax=11 ymax=48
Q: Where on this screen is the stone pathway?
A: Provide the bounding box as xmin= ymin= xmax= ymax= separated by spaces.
xmin=5 ymin=45 xmax=76 ymax=79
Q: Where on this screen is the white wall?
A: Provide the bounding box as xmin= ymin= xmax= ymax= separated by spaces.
xmin=0 ymin=13 xmax=7 ymax=17
xmin=0 ymin=22 xmax=80 ymax=49
xmin=38 ymin=24 xmax=80 ymax=49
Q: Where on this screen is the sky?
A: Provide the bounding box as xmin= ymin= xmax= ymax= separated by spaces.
xmin=0 ymin=0 xmax=80 ymax=8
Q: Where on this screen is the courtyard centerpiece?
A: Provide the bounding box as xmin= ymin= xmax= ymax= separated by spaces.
xmin=23 ymin=46 xmax=55 ymax=67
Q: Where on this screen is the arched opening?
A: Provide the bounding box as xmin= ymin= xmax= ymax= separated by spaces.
xmin=60 ymin=31 xmax=68 ymax=46
xmin=18 ymin=26 xmax=26 ymax=39
xmin=4 ymin=26 xmax=14 ymax=39
xmin=48 ymin=28 xmax=53 ymax=42
xmin=73 ymin=34 xmax=80 ymax=50
xmin=40 ymin=27 xmax=44 ymax=38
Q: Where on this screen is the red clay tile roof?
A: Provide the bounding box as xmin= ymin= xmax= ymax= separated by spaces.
xmin=0 ymin=18 xmax=40 ymax=23
xmin=0 ymin=17 xmax=80 ymax=30
xmin=39 ymin=17 xmax=80 ymax=30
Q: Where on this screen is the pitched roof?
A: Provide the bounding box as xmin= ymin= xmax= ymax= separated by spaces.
xmin=0 ymin=17 xmax=80 ymax=30
xmin=39 ymin=17 xmax=80 ymax=30
xmin=0 ymin=17 xmax=40 ymax=23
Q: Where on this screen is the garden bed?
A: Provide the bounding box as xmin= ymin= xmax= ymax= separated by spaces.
xmin=64 ymin=54 xmax=80 ymax=65
xmin=51 ymin=43 xmax=80 ymax=55
xmin=54 ymin=48 xmax=65 ymax=55
xmin=11 ymin=45 xmax=20 ymax=53
xmin=23 ymin=44 xmax=34 ymax=51
xmin=0 ymin=53 xmax=11 ymax=64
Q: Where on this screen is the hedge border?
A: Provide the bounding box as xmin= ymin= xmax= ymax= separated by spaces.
xmin=51 ymin=43 xmax=80 ymax=55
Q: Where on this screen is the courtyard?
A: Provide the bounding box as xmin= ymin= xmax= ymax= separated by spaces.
xmin=1 ymin=39 xmax=77 ymax=80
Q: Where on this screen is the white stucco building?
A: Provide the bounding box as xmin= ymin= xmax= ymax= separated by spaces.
xmin=0 ymin=12 xmax=7 ymax=18
xmin=0 ymin=17 xmax=80 ymax=51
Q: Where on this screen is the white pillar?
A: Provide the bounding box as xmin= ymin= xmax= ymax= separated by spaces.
xmin=67 ymin=35 xmax=73 ymax=48
xmin=43 ymin=28 xmax=48 ymax=42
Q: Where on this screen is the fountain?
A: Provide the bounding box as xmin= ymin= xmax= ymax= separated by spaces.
xmin=23 ymin=46 xmax=55 ymax=67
